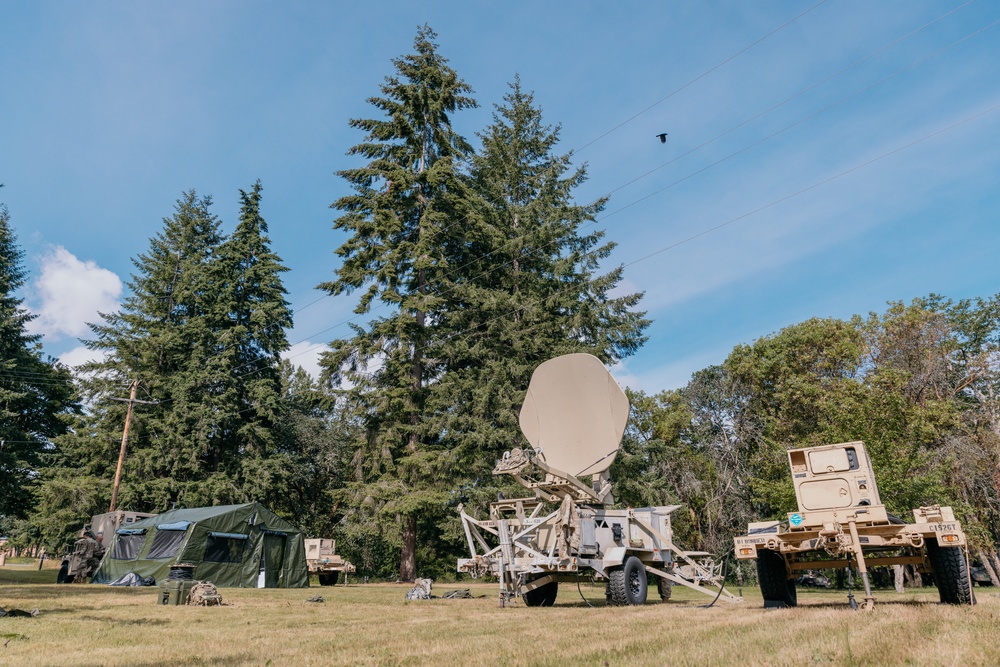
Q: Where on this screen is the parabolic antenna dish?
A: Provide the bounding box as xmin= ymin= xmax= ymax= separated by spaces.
xmin=518 ymin=353 xmax=630 ymax=478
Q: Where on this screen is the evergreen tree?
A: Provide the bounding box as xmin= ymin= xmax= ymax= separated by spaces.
xmin=74 ymin=190 xmax=225 ymax=511
xmin=212 ymin=180 xmax=294 ymax=507
xmin=318 ymin=25 xmax=478 ymax=581
xmin=0 ymin=205 xmax=77 ymax=519
xmin=433 ymin=79 xmax=649 ymax=506
xmin=68 ymin=187 xmax=294 ymax=513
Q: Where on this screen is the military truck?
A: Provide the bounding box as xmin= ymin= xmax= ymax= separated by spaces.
xmin=457 ymin=353 xmax=740 ymax=607
xmin=305 ymin=538 xmax=355 ymax=585
xmin=58 ymin=510 xmax=155 ymax=584
xmin=734 ymin=441 xmax=973 ymax=609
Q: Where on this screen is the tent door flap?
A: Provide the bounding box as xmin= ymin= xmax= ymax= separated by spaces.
xmin=260 ymin=533 xmax=287 ymax=588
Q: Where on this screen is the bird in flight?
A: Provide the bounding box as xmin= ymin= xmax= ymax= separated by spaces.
xmin=656 ymin=133 xmax=668 ymax=143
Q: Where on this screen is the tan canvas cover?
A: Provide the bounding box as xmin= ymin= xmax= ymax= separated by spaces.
xmin=519 ymin=353 xmax=629 ymax=477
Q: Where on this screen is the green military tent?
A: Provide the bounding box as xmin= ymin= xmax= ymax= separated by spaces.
xmin=92 ymin=502 xmax=308 ymax=588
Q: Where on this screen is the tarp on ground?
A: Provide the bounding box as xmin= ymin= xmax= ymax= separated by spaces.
xmin=91 ymin=502 xmax=308 ymax=588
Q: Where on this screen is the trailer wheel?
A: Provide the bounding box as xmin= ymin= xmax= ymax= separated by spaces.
xmin=927 ymin=539 xmax=973 ymax=605
xmin=756 ymin=549 xmax=796 ymax=607
xmin=657 ymin=576 xmax=672 ymax=601
xmin=318 ymin=572 xmax=339 ymax=586
xmin=609 ymin=556 xmax=648 ymax=606
xmin=522 ymin=577 xmax=558 ymax=607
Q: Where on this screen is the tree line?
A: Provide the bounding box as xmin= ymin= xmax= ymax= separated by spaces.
xmin=615 ymin=298 xmax=1000 ymax=585
xmin=1 ymin=27 xmax=997 ymax=584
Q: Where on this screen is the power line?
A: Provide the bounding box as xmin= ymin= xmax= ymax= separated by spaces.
xmin=233 ymin=99 xmax=1000 ymax=389
xmin=45 ymin=5 xmax=1000 ymax=405
xmin=30 ymin=9 xmax=1000 ymax=404
xmin=424 ymin=101 xmax=1000 ymax=350
xmin=571 ymin=0 xmax=831 ymax=155
xmin=280 ymin=0 xmax=832 ymax=322
xmin=253 ymin=11 xmax=1000 ymax=378
xmin=600 ymin=0 xmax=983 ymax=201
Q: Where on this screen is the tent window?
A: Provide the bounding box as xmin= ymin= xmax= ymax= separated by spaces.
xmin=146 ymin=528 xmax=187 ymax=559
xmin=111 ymin=534 xmax=145 ymax=560
xmin=204 ymin=534 xmax=247 ymax=563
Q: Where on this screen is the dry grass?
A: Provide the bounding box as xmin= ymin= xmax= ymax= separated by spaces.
xmin=1 ymin=568 xmax=997 ymax=666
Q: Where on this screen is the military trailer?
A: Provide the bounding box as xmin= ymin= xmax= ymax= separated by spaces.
xmin=457 ymin=353 xmax=740 ymax=607
xmin=305 ymin=538 xmax=355 ymax=585
xmin=90 ymin=510 xmax=157 ymax=547
xmin=734 ymin=441 xmax=974 ymax=609
xmin=58 ymin=510 xmax=156 ymax=583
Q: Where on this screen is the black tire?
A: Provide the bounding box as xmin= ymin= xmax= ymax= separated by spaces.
xmin=756 ymin=549 xmax=796 ymax=607
xmin=318 ymin=572 xmax=339 ymax=586
xmin=522 ymin=576 xmax=558 ymax=607
xmin=926 ymin=539 xmax=973 ymax=605
xmin=657 ymin=576 xmax=672 ymax=601
xmin=609 ymin=556 xmax=648 ymax=606
xmin=56 ymin=560 xmax=70 ymax=584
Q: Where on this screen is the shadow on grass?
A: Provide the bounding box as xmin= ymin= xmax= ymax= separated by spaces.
xmin=74 ymin=615 xmax=171 ymax=626
xmin=0 ymin=586 xmax=155 ymax=611
xmin=0 ymin=585 xmax=152 ymax=601
xmin=133 ymin=653 xmax=257 ymax=667
xmin=0 ymin=572 xmax=58 ymax=586
xmin=793 ymin=598 xmax=938 ymax=609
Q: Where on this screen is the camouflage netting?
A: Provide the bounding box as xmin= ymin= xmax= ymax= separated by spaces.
xmin=186 ymin=581 xmax=222 ymax=606
xmin=404 ymin=578 xmax=433 ymax=600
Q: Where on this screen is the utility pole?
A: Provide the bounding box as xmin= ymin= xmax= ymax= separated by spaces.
xmin=109 ymin=380 xmax=157 ymax=512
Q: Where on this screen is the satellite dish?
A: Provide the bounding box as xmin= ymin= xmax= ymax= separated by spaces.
xmin=518 ymin=353 xmax=630 ymax=478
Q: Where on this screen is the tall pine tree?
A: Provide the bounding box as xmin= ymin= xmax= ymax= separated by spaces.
xmin=432 ymin=79 xmax=649 ymax=504
xmin=319 ymin=25 xmax=478 ymax=581
xmin=0 ymin=204 xmax=77 ymax=520
xmin=212 ymin=180 xmax=294 ymax=507
xmin=74 ymin=191 xmax=225 ymax=511
xmin=70 ymin=187 xmax=293 ymax=513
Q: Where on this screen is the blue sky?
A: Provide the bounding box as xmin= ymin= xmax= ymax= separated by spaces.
xmin=2 ymin=1 xmax=998 ymax=392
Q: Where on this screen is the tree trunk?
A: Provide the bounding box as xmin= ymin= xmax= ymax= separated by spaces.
xmin=893 ymin=564 xmax=905 ymax=592
xmin=399 ymin=514 xmax=416 ymax=583
xmin=978 ymin=549 xmax=1000 ymax=586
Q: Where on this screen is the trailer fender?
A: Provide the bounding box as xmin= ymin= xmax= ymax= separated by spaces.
xmin=603 ymin=547 xmax=628 ymax=569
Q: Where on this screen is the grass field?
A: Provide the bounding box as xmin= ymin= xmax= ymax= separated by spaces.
xmin=0 ymin=566 xmax=997 ymax=666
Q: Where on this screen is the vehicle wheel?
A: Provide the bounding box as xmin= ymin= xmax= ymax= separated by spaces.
xmin=56 ymin=560 xmax=70 ymax=584
xmin=609 ymin=556 xmax=648 ymax=606
xmin=927 ymin=539 xmax=973 ymax=605
xmin=657 ymin=576 xmax=672 ymax=602
xmin=522 ymin=576 xmax=558 ymax=607
xmin=318 ymin=572 xmax=339 ymax=586
xmin=756 ymin=549 xmax=796 ymax=607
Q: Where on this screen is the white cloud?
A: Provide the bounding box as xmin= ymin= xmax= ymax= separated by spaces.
xmin=282 ymin=341 xmax=330 ymax=380
xmin=58 ymin=345 xmax=108 ymax=370
xmin=615 ymin=348 xmax=730 ymax=394
xmin=28 ymin=247 xmax=121 ymax=341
